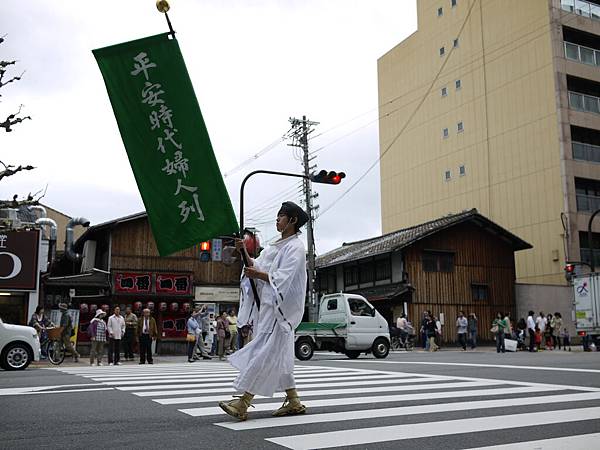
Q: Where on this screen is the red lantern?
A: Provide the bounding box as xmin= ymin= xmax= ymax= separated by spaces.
xmin=90 ymin=304 xmax=98 ymax=313
xmin=79 ymin=303 xmax=89 ymax=314
xmin=101 ymin=304 xmax=109 ymax=312
xmin=170 ymin=302 xmax=179 ymax=312
xmin=133 ymin=301 xmax=142 ymax=312
xmin=159 ymin=302 xmax=168 ymax=312
xmin=182 ymin=302 xmax=191 ymax=313
xmin=243 ymin=232 xmax=261 ymax=257
xmin=146 ymin=301 xmax=155 ymax=311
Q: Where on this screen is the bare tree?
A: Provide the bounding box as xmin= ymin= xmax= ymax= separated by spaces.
xmin=1 ymin=34 xmax=42 ymax=209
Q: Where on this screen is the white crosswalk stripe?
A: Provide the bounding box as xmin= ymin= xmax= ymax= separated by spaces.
xmin=48 ymin=362 xmax=600 ymax=449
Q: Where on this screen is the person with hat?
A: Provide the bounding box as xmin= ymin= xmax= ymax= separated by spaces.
xmin=88 ymin=309 xmax=107 ymax=366
xmin=59 ymin=303 xmax=80 ymax=362
xmin=219 ymin=201 xmax=308 ymax=421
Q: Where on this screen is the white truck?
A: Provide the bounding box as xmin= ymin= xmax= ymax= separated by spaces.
xmin=294 ymin=293 xmax=390 ymax=360
xmin=573 ymin=274 xmax=600 ymax=347
xmin=0 ymin=317 xmax=41 ymax=370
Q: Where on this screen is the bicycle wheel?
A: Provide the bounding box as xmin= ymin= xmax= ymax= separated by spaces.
xmin=48 ymin=341 xmax=65 ymax=365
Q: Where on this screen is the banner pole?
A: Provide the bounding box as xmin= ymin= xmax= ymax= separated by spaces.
xmin=156 ymin=1 xmax=176 ymax=39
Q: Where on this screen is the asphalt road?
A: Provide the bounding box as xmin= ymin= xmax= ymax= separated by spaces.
xmin=1 ymin=348 xmax=599 ymax=450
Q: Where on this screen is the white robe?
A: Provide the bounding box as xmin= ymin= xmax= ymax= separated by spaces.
xmin=228 ymin=233 xmax=307 ymax=397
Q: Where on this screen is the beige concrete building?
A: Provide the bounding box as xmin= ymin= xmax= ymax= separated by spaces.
xmin=378 ymin=0 xmax=600 ymax=285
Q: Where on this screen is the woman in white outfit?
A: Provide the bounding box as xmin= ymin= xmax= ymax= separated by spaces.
xmin=219 ymin=201 xmax=308 ymax=421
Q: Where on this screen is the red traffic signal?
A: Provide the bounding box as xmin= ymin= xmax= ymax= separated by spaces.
xmin=311 ymin=170 xmax=346 ymax=185
xmin=200 ymin=241 xmax=211 ymax=252
xmin=565 ymin=264 xmax=575 ymax=273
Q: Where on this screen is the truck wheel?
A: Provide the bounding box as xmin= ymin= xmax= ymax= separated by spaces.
xmin=345 ymin=350 xmax=361 ymax=359
xmin=2 ymin=343 xmax=32 ymax=370
xmin=372 ymin=337 xmax=390 ymax=359
xmin=295 ymin=339 xmax=314 ymax=361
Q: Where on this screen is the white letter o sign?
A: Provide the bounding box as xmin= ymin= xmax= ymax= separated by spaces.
xmin=0 ymin=252 xmax=22 ymax=279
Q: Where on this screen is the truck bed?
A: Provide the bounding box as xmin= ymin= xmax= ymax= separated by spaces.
xmin=295 ymin=322 xmax=347 ymax=336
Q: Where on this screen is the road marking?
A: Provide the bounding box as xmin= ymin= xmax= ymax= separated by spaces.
xmin=465 ymin=432 xmax=600 ymax=449
xmin=98 ymin=370 xmax=384 ymax=386
xmin=0 ymin=383 xmax=107 ymax=396
xmin=179 ymin=385 xmax=549 ymax=417
xmin=132 ymin=374 xmax=433 ymax=396
xmin=217 ymin=391 xmax=600 ymax=430
xmin=265 ymin=406 xmax=600 ymax=449
xmin=13 ymin=387 xmax=115 ymax=395
xmin=89 ymin=367 xmax=352 ymax=381
xmin=156 ymin=376 xmax=459 ymax=405
xmin=333 ymin=360 xmax=600 ymax=374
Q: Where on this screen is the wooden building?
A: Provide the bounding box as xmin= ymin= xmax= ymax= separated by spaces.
xmin=315 ymin=209 xmax=532 ymax=344
xmin=43 ymin=212 xmax=241 ymax=354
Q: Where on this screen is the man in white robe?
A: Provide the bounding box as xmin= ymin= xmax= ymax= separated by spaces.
xmin=219 ymin=201 xmax=308 ymax=421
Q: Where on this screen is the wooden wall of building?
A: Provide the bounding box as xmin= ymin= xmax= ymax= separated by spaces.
xmin=402 ymin=222 xmax=520 ymax=343
xmin=109 ymin=218 xmax=241 ymax=285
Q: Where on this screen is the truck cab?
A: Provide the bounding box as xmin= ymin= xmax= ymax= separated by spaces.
xmin=294 ymin=293 xmax=390 ymax=360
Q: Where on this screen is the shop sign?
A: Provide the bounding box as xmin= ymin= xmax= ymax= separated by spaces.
xmin=156 ymin=273 xmax=191 ymax=295
xmin=114 ymin=272 xmax=152 ymax=294
xmin=0 ymin=230 xmax=40 ymax=291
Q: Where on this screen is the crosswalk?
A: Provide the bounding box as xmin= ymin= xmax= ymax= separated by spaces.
xmin=51 ymin=362 xmax=600 ymax=449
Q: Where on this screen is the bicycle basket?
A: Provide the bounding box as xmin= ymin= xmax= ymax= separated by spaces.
xmin=47 ymin=327 xmax=64 ymax=340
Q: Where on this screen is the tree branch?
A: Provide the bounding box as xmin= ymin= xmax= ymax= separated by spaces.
xmin=1 ymin=105 xmax=31 ymax=132
xmin=0 ymin=163 xmax=35 ymax=181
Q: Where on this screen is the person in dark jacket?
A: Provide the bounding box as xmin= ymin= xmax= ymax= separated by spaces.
xmin=467 ymin=313 xmax=478 ymax=349
xmin=59 ymin=303 xmax=79 ymax=362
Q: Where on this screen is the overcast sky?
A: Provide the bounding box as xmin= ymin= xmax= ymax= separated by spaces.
xmin=1 ymin=0 xmax=417 ymax=254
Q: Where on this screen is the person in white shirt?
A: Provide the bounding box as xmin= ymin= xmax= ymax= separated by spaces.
xmin=396 ymin=313 xmax=409 ymax=345
xmin=107 ymin=306 xmax=126 ymax=365
xmin=535 ymin=311 xmax=546 ymax=349
xmin=527 ymin=311 xmax=536 ymax=352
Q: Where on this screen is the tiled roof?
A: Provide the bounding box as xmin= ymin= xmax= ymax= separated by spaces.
xmin=316 ymin=209 xmax=531 ymax=268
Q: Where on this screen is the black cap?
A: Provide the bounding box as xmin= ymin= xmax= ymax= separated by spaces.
xmin=278 ymin=201 xmax=309 ymax=229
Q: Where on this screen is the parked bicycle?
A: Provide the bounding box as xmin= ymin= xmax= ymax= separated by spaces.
xmin=43 ymin=327 xmax=66 ymax=365
xmin=390 ymin=324 xmax=416 ymax=351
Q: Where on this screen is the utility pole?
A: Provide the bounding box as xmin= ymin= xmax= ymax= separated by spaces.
xmin=288 ymin=115 xmax=320 ymax=321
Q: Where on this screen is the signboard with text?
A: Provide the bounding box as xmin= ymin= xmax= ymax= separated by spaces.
xmin=0 ymin=230 xmax=40 ymax=291
xmin=113 ymin=271 xmax=192 ymax=296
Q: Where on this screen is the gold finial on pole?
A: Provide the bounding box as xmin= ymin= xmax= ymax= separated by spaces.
xmin=156 ymin=0 xmax=170 ymax=13
xmin=156 ymin=1 xmax=175 ymax=39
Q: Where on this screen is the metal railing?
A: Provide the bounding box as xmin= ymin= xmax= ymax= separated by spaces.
xmin=573 ymin=141 xmax=600 ymax=162
xmin=569 ymin=91 xmax=600 ymax=114
xmin=564 ymin=41 xmax=600 ymax=67
xmin=577 ymin=193 xmax=600 ymax=211
xmin=561 ymin=0 xmax=600 ymax=20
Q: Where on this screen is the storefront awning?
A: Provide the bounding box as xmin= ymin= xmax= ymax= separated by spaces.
xmin=44 ymin=268 xmax=110 ymax=288
xmin=349 ymin=282 xmax=414 ymax=302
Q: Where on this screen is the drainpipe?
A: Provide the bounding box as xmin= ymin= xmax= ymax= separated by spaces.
xmin=28 ymin=205 xmax=47 ymax=219
xmin=65 ymin=217 xmax=91 ymax=262
xmin=35 ymin=218 xmax=58 ymax=265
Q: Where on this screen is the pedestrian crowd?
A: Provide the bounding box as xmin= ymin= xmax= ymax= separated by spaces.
xmin=406 ymin=309 xmax=584 ymax=353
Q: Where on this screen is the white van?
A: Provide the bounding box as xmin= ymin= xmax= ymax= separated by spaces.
xmin=295 ymin=293 xmax=390 ymax=360
xmin=0 ymin=318 xmax=41 ymax=370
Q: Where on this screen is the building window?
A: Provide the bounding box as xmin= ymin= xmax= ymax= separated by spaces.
xmin=440 ymin=46 xmax=445 ymax=56
xmin=459 ymin=165 xmax=466 ymax=176
xmin=455 ymin=79 xmax=462 ymax=90
xmin=375 ymin=258 xmax=392 ymax=281
xmin=457 ymin=121 xmax=464 ymax=133
xmin=453 ymin=38 xmax=459 ymax=48
xmin=472 ymin=284 xmax=489 ymax=301
xmin=580 ymin=231 xmax=600 ymax=267
xmin=443 ymin=128 xmax=449 ymax=138
xmin=441 ymin=87 xmax=448 ymax=97
xmin=438 ymin=7 xmax=443 ymax=16
xmin=359 ymin=261 xmax=374 ymax=284
xmin=422 ymin=250 xmax=455 ymax=272
xmin=444 ymin=170 xmax=452 ymax=181
xmin=451 ymin=0 xmax=457 ymax=7
xmin=575 ymin=177 xmax=600 ymax=212
xmin=343 ymin=264 xmax=359 ymax=286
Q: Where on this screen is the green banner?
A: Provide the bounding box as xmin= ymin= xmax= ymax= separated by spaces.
xmin=93 ymin=33 xmax=238 ymax=256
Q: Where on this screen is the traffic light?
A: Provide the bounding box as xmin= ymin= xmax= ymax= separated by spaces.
xmin=199 ymin=241 xmax=211 ymax=262
xmin=310 ymin=170 xmax=346 ymax=185
xmin=565 ymin=263 xmax=576 ymax=282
